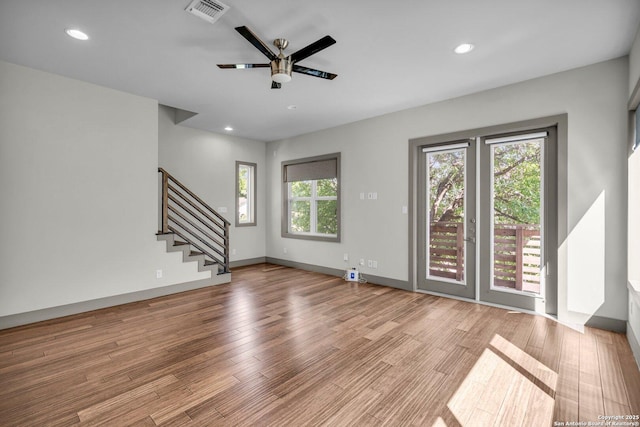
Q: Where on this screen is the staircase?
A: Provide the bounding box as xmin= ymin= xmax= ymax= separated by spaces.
xmin=157 ymin=168 xmax=231 ymax=280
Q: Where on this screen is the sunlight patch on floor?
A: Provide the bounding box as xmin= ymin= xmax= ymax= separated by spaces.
xmin=446 ymin=334 xmax=557 ymax=426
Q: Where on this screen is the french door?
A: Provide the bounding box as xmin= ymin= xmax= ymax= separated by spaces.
xmin=417 ymin=127 xmax=557 ymax=314
xmin=417 ymin=140 xmax=476 ymax=299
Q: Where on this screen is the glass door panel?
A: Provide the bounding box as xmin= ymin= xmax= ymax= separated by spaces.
xmin=418 ymin=141 xmax=476 ymax=299
xmin=491 ymin=139 xmax=543 ymax=295
xmin=428 ymin=149 xmax=466 ymax=283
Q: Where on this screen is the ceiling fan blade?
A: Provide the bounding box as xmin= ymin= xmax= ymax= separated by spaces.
xmin=271 ymin=81 xmax=282 ymax=89
xmin=217 ymin=64 xmax=270 ymax=69
xmin=290 ymin=35 xmax=336 ymax=63
xmin=292 ymin=64 xmax=337 ymax=80
xmin=235 ymin=26 xmax=277 ymax=61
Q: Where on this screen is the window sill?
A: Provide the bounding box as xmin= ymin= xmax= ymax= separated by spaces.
xmin=282 ymin=232 xmax=340 ymax=243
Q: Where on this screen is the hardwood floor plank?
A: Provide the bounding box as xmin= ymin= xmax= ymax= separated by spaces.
xmin=553 ymin=395 xmax=579 ymax=424
xmin=149 ymin=374 xmax=239 ymax=424
xmin=579 ymin=328 xmax=602 ymax=387
xmin=0 ymin=263 xmax=638 ymax=426
xmin=579 ymin=382 xmax=605 ymax=422
xmin=612 ymin=332 xmax=640 ymax=414
xmin=596 ymin=332 xmax=630 ymax=406
xmin=555 ymin=326 xmax=580 ymax=415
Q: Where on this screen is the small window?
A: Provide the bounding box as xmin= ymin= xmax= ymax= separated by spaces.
xmin=282 ymin=153 xmax=340 ymax=242
xmin=236 ymin=161 xmax=256 ymax=226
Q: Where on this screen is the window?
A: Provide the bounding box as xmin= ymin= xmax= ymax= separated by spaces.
xmin=236 ymin=161 xmax=256 ymax=226
xmin=282 ymin=153 xmax=340 ymax=242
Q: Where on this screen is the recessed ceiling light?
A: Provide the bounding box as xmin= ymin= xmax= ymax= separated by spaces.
xmin=287 ymin=105 xmax=297 ymax=110
xmin=454 ymin=43 xmax=474 ymax=54
xmin=224 ymin=126 xmax=233 ymax=131
xmin=65 ymin=28 xmax=89 ymax=41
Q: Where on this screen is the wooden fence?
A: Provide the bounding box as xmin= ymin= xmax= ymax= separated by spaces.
xmin=429 ymin=222 xmax=541 ymax=292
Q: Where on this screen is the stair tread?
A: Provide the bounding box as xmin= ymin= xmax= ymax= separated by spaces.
xmin=173 ymin=241 xmax=189 ymax=246
xmin=204 ymin=260 xmax=217 ymax=266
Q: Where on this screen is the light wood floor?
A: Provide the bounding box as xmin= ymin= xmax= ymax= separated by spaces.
xmin=1 ymin=264 xmax=639 ymax=426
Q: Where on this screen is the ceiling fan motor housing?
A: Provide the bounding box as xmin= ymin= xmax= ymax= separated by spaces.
xmin=271 ymin=57 xmax=292 ymax=83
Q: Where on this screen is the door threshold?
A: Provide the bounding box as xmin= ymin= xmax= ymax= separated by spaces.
xmin=415 ymin=288 xmax=558 ymax=322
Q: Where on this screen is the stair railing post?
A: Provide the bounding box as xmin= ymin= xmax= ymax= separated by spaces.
xmin=161 ymin=169 xmax=169 ymax=234
xmin=224 ymin=221 xmax=230 ymax=273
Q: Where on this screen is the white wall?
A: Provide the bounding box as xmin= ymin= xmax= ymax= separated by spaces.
xmin=266 ymin=57 xmax=629 ymax=325
xmin=629 ymin=25 xmax=640 ymax=99
xmin=158 ymin=105 xmax=266 ymax=263
xmin=0 ymin=61 xmax=208 ymax=318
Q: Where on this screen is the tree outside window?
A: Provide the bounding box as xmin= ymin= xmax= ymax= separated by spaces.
xmin=282 ymin=153 xmax=340 ymax=242
xmin=236 ymin=161 xmax=256 ymax=227
xmin=289 ymin=178 xmax=338 ymax=236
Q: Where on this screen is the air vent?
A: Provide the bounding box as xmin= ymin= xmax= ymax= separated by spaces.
xmin=185 ymin=0 xmax=230 ymax=24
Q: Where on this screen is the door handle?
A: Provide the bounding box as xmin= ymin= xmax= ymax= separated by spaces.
xmin=464 ymin=237 xmax=476 ymax=243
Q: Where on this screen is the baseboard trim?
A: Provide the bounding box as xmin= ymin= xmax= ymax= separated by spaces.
xmin=265 ymin=257 xmax=411 ymax=291
xmin=230 ymin=257 xmax=267 ymax=268
xmin=628 ymin=322 xmax=640 ymax=371
xmin=585 ymin=315 xmax=627 ymax=333
xmin=0 ymin=276 xmax=228 ymax=331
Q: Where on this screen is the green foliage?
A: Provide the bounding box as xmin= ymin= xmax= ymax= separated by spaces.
xmin=290 ymin=200 xmax=310 ymax=232
xmin=492 ymin=142 xmax=541 ymax=224
xmin=238 ymin=165 xmax=250 ymax=222
xmin=291 ymin=180 xmax=312 ymax=197
xmin=238 ymin=166 xmax=248 ymax=199
xmin=427 ymin=141 xmax=541 ymax=225
xmin=428 ymin=150 xmax=465 ymax=223
xmin=317 ymin=178 xmax=337 ymax=197
xmin=317 ymin=200 xmax=338 ymax=234
xmin=289 ymin=178 xmax=338 ymax=235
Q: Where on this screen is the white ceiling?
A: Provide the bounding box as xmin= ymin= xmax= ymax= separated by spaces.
xmin=1 ymin=0 xmax=639 ymax=142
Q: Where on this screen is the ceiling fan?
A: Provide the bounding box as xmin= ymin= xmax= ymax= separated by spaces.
xmin=217 ymin=26 xmax=337 ymax=89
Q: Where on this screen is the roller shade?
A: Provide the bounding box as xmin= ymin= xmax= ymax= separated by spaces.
xmin=284 ymin=158 xmax=337 ymax=182
xmin=485 ymin=131 xmax=548 ymax=145
xmin=422 ymin=141 xmax=470 ymax=153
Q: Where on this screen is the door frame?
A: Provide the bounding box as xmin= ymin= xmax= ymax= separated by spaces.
xmin=477 ymin=126 xmax=557 ymax=312
xmin=416 ymin=140 xmax=477 ymax=299
xmin=408 ymin=115 xmax=567 ymax=316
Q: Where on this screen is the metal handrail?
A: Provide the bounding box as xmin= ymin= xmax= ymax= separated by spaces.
xmin=159 ymin=168 xmax=230 ymax=274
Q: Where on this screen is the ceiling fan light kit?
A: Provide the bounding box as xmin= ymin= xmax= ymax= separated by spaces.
xmin=217 ymin=26 xmax=337 ymax=89
xmin=271 ymin=58 xmax=292 ymax=83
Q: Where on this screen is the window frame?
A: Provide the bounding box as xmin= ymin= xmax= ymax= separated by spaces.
xmin=235 ymin=161 xmax=257 ymax=227
xmin=281 ymin=153 xmax=341 ymax=242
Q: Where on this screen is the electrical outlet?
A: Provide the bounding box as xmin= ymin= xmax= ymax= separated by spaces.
xmin=359 ymin=259 xmax=365 ymax=266
xmin=367 ymin=260 xmax=372 ymax=268
xmin=372 ymin=260 xmax=378 ymax=269
xmin=360 ymin=192 xmax=365 ymax=200
xmin=283 ymin=247 xmax=288 ymax=254
xmin=232 ymin=249 xmax=237 ymax=255
xmin=156 ymin=269 xmax=163 ymax=279
xmin=343 ymin=253 xmax=349 ymax=261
